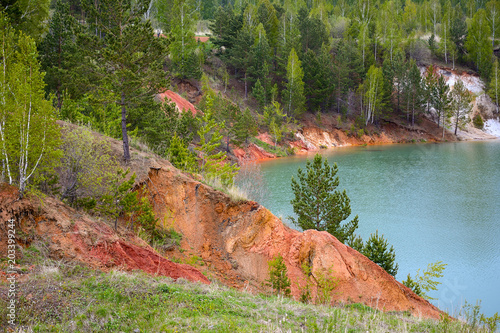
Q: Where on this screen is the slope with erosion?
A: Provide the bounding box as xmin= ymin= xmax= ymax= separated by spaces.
xmin=1 ymin=126 xmax=444 ymax=319
xmin=133 ymin=147 xmax=445 ymax=319
xmin=0 ymin=183 xmax=209 ymax=285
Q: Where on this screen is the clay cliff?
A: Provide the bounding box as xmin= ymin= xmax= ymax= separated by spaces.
xmin=0 ymin=135 xmax=445 ymax=319
xmin=0 ymin=184 xmax=209 ymax=285
xmin=139 ymin=160 xmax=445 ymax=319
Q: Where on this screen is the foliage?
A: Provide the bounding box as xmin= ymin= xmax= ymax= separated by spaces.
xmin=473 ymin=114 xmax=485 ymax=129
xmin=0 ymin=17 xmax=62 ymax=197
xmin=165 ymin=134 xmax=198 ymax=173
xmin=195 ymin=95 xmax=239 ymax=188
xmin=76 ymin=0 xmax=167 ymax=162
xmin=58 ymin=125 xmax=122 ymax=207
xmin=361 ymin=231 xmax=399 ymax=278
xmin=315 ymin=267 xmax=339 ymax=305
xmin=267 ymin=254 xmax=291 ymax=296
xmin=96 ymin=169 xmax=137 ymax=230
xmin=450 ymin=79 xmax=473 ymax=135
xmin=283 ymin=48 xmax=305 ymax=118
xmin=290 ymin=154 xmax=359 ymax=243
xmin=403 ymin=261 xmax=447 ymax=300
xmin=480 ymin=312 xmax=500 ymax=332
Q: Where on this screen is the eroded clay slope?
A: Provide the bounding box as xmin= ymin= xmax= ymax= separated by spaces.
xmin=0 ymin=184 xmax=209 ymax=284
xmin=140 ymin=164 xmax=445 ymax=319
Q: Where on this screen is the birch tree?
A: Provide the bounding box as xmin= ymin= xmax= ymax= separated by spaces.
xmin=0 ymin=17 xmax=61 ymax=197
xmin=362 ymin=65 xmax=384 ymax=126
xmin=283 ymin=48 xmax=305 ymax=117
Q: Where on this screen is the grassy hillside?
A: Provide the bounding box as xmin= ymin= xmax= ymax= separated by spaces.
xmin=0 ymin=242 xmax=494 ymax=333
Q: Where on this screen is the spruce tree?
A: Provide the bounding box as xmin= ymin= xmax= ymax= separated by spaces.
xmin=290 ymin=154 xmax=359 ymax=243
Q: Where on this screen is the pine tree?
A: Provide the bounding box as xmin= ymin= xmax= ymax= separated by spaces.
xmin=78 ymin=0 xmax=167 ymax=163
xmin=450 ymin=79 xmax=473 ymax=135
xmin=39 ymin=0 xmax=79 ymax=108
xmin=283 ymin=48 xmax=305 ymax=117
xmin=361 ymin=230 xmax=399 ymax=277
xmin=433 ymin=75 xmax=452 ymax=139
xmin=290 ymin=154 xmax=359 ymax=243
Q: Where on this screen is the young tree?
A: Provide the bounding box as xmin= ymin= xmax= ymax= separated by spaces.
xmin=159 ymin=0 xmax=201 ymax=79
xmin=433 ymin=75 xmax=452 ymax=139
xmin=489 ymin=59 xmax=500 ymax=113
xmin=403 ymin=261 xmax=447 ymax=300
xmin=361 ymin=65 xmax=384 ymax=125
xmin=283 ymin=48 xmax=305 ymax=117
xmin=196 ymin=96 xmax=239 ymax=188
xmin=466 ymin=9 xmax=494 ymax=78
xmin=361 ymin=230 xmax=399 ymax=277
xmin=0 ymin=17 xmax=61 ymax=197
xmin=267 ymin=254 xmax=291 ymax=296
xmin=78 ymin=0 xmax=167 ymax=163
xmin=450 ymin=79 xmax=473 ymax=135
xmin=290 ymin=154 xmax=359 ymax=243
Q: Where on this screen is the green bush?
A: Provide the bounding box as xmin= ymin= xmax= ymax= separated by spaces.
xmin=473 ymin=114 xmax=484 ymax=129
xmin=267 ymin=255 xmax=291 ymax=296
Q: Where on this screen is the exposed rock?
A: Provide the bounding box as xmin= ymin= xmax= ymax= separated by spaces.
xmin=0 ymin=184 xmax=209 ymax=285
xmin=139 ymin=163 xmax=446 ymax=319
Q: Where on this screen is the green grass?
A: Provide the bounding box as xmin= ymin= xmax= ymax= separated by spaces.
xmin=250 ymin=138 xmax=289 ymax=157
xmin=1 ymin=244 xmax=497 ymax=332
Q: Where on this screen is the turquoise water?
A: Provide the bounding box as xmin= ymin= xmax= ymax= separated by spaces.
xmin=256 ymin=141 xmax=500 ymax=317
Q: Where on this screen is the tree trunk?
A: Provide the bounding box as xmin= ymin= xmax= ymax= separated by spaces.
xmin=121 ymin=92 xmax=130 ymax=163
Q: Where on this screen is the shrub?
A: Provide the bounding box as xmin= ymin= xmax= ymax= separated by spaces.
xmin=473 ymin=114 xmax=484 ymax=129
xmin=403 ymin=261 xmax=447 ymax=300
xmin=267 ymin=255 xmax=291 ymax=296
xmin=315 ymin=267 xmax=339 ymax=305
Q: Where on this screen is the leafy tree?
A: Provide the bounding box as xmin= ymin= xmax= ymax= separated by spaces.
xmin=0 ymin=17 xmax=61 ymax=197
xmin=77 ymin=0 xmax=167 ymax=162
xmin=360 ymin=65 xmax=384 ymax=125
xmin=283 ymin=48 xmax=305 ymax=117
xmin=290 ymin=154 xmax=359 ymax=243
xmin=450 ymin=79 xmax=473 ymax=135
xmin=58 ymin=125 xmax=123 ymax=207
xmin=403 ymin=261 xmax=447 ymax=300
xmin=361 ymin=230 xmax=398 ymax=277
xmin=159 ymin=0 xmax=201 ymax=79
xmin=466 ymin=9 xmax=493 ymax=78
xmin=0 ymin=0 xmax=50 ymax=40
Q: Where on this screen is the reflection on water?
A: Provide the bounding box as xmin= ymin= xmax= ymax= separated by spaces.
xmin=256 ymin=141 xmax=500 ymax=317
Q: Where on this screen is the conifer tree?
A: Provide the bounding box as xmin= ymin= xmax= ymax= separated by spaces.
xmin=450 ymin=79 xmax=473 ymax=135
xmin=290 ymin=154 xmax=359 ymax=243
xmin=489 ymin=59 xmax=500 ymax=113
xmin=362 ymin=231 xmax=399 ymax=277
xmin=466 ymin=9 xmax=493 ymax=78
xmin=39 ymin=0 xmax=79 ymax=108
xmin=78 ymin=0 xmax=167 ymax=163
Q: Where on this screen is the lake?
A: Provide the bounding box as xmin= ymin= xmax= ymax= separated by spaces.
xmin=254 ymin=141 xmax=500 ymax=317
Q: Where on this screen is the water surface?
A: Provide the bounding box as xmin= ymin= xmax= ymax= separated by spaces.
xmin=256 ymin=141 xmax=500 ymax=316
